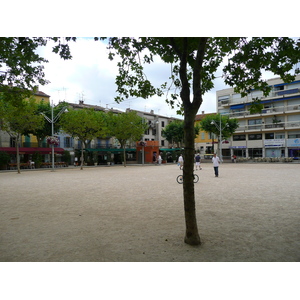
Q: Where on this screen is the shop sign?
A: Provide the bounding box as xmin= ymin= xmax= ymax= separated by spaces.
xmin=287 ymin=138 xmax=300 ymax=147
xmin=264 ymin=139 xmax=285 ymax=147
xmin=230 ymin=146 xmax=246 ymax=148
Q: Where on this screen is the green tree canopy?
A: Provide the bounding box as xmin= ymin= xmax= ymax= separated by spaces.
xmin=60 ymin=108 xmax=107 ymax=169
xmin=0 ymin=97 xmax=44 ymax=173
xmin=162 ymin=120 xmax=200 ymax=148
xmin=0 ymin=37 xmax=75 ymax=107
xmin=107 ymin=110 xmax=148 ymax=167
xmin=199 ymin=114 xmax=239 ymax=140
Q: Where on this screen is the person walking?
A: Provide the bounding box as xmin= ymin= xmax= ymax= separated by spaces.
xmin=178 ymin=154 xmax=184 ymax=170
xmin=158 ymin=153 xmax=162 ymax=165
xmin=195 ymin=153 xmax=202 ymax=170
xmin=212 ymin=153 xmax=221 ymax=177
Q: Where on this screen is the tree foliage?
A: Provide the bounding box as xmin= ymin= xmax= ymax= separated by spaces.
xmin=107 ymin=111 xmax=148 ymax=167
xmin=162 ymin=120 xmax=200 ymax=148
xmin=199 ymin=114 xmax=239 ymax=140
xmin=60 ymin=108 xmax=107 ymax=169
xmin=0 ymin=97 xmax=44 ymax=173
xmin=0 ymin=37 xmax=75 ymax=107
xmin=0 ymin=37 xmax=74 ymax=89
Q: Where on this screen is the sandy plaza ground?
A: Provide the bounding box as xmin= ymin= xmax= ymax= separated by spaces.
xmin=1 ymin=162 xmax=299 ymax=299
xmin=0 ymin=162 xmax=299 ymax=263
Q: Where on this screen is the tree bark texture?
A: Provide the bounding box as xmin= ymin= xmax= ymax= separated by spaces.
xmin=177 ymin=38 xmax=208 ymax=245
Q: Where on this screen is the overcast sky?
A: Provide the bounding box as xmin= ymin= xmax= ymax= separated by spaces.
xmin=38 ymin=37 xmax=291 ymax=118
xmin=38 ymin=38 xmax=231 ymax=118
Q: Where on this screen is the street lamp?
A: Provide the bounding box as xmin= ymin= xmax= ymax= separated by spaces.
xmin=41 ymin=102 xmax=68 ymax=171
xmin=211 ymin=115 xmax=228 ymax=162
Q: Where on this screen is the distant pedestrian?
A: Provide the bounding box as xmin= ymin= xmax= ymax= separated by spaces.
xmin=195 ymin=153 xmax=202 ymax=170
xmin=158 ymin=154 xmax=162 ymax=165
xmin=212 ymin=153 xmax=220 ymax=177
xmin=153 ymin=153 xmax=157 ymax=164
xmin=178 ymin=154 xmax=184 ymax=170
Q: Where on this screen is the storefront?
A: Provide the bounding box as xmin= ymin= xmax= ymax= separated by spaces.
xmin=264 ymin=139 xmax=285 ymax=157
xmin=287 ymin=139 xmax=300 ymax=159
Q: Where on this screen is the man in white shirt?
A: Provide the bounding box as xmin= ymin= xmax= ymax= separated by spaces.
xmin=178 ymin=154 xmax=184 ymax=170
xmin=212 ymin=153 xmax=221 ymax=177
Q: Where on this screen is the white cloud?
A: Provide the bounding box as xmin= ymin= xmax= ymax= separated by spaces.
xmin=38 ymin=39 xmax=229 ymax=118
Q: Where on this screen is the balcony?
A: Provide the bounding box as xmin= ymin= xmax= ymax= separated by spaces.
xmin=275 ymin=88 xmax=299 ymax=96
xmin=218 ymin=88 xmax=300 ymax=108
xmin=235 ymin=120 xmax=300 ymax=132
xmin=227 ymin=103 xmax=300 ymax=119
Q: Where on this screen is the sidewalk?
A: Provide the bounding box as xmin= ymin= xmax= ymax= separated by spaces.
xmin=0 ymin=163 xmax=299 ymax=262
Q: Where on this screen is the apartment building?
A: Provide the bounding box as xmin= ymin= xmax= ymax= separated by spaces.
xmin=216 ymin=74 xmax=300 ymax=160
xmin=128 ymin=108 xmax=182 ymax=148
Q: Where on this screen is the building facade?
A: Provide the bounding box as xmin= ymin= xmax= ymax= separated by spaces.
xmin=216 ymin=75 xmax=300 ymax=160
xmin=129 ymin=108 xmax=182 ymax=148
xmin=60 ymin=102 xmax=182 ymax=164
xmin=194 ymin=111 xmax=216 ymax=155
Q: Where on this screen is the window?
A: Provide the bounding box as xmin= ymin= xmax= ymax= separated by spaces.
xmin=161 ymin=140 xmax=165 ymax=146
xmin=248 ymin=134 xmax=262 ymax=140
xmin=64 ymin=137 xmax=73 ymax=148
xmin=265 ymin=133 xmax=274 ymax=139
xmin=275 ymin=133 xmax=285 ymax=139
xmin=248 ymin=119 xmax=262 ymax=129
xmin=248 ymin=148 xmax=262 ymax=158
xmin=10 ymin=137 xmax=16 ymax=147
xmin=218 ymin=95 xmax=230 ymax=105
xmin=248 ymin=119 xmax=262 ymax=125
xmin=96 ymin=138 xmax=101 ymax=148
xmin=274 ymin=85 xmax=284 ymax=91
xmin=233 ymin=135 xmax=246 ymax=141
xmin=288 ymin=132 xmax=300 ymax=138
xmin=201 ymin=132 xmax=205 ymax=140
xmin=161 ymin=121 xmax=165 ymax=127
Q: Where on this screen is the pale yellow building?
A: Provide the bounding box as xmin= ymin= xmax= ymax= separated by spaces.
xmin=194 ymin=111 xmax=216 ymax=155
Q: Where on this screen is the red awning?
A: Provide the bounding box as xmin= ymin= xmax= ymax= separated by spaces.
xmin=0 ymin=147 xmax=65 ymax=154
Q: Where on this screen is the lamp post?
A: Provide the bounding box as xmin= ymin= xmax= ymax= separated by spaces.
xmin=211 ymin=115 xmax=228 ymax=162
xmin=41 ymin=102 xmax=68 ymax=171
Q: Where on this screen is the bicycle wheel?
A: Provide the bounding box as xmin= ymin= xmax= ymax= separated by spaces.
xmin=193 ymin=174 xmax=199 ymax=183
xmin=176 ymin=175 xmax=183 ymax=184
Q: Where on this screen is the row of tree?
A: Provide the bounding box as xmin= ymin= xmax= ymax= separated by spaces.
xmin=0 ymin=95 xmax=147 ymax=172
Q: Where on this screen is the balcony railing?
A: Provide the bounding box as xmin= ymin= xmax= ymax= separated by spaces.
xmin=235 ymin=121 xmax=300 ymax=132
xmin=226 ymin=103 xmax=300 ymax=118
xmin=218 ymin=89 xmax=300 ymax=107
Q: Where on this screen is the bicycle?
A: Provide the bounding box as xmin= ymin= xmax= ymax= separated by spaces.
xmin=176 ymin=173 xmax=199 ymax=184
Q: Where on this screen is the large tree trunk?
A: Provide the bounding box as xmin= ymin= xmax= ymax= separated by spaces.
xmin=177 ymin=37 xmax=207 ymax=245
xmin=123 ymin=145 xmax=126 ymax=167
xmin=182 ymin=103 xmax=201 ymax=245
